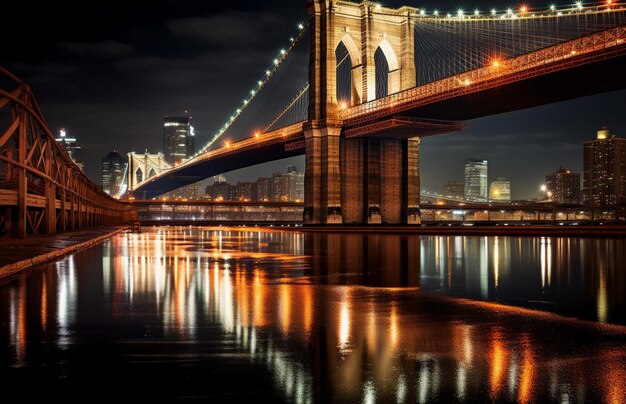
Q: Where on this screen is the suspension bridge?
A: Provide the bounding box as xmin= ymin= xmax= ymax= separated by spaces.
xmin=3 ymin=1 xmax=626 ymax=233
xmin=130 ymin=0 xmax=626 ymax=225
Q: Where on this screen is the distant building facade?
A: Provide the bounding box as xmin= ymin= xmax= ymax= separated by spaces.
xmin=489 ymin=177 xmax=511 ymax=202
xmin=546 ymin=166 xmax=581 ymax=204
xmin=56 ymin=128 xmax=84 ymax=172
xmin=464 ymin=159 xmax=488 ymax=202
xmin=583 ymin=127 xmax=626 ymax=206
xmin=441 ymin=181 xmax=464 ymax=199
xmin=102 ymin=151 xmax=127 ymax=198
xmin=163 ymin=115 xmax=194 ymax=166
xmin=203 ymin=166 xmax=304 ymax=202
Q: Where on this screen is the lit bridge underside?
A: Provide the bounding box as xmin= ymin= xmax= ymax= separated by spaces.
xmin=134 ymin=27 xmax=626 ymax=200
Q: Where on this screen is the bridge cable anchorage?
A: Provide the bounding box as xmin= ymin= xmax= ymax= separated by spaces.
xmin=194 ymin=22 xmax=310 ymax=158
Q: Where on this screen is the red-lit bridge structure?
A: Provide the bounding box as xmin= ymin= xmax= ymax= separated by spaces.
xmin=0 ymin=68 xmax=135 ymax=237
xmin=132 ymin=1 xmax=626 ymax=225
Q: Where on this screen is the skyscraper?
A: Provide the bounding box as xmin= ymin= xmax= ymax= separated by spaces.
xmin=286 ymin=165 xmax=305 ymax=202
xmin=102 ymin=151 xmax=127 ymax=198
xmin=163 ymin=115 xmax=194 ymax=166
xmin=464 ymin=159 xmax=488 ymax=202
xmin=489 ymin=177 xmax=511 ymax=202
xmin=546 ymin=166 xmax=581 ymax=204
xmin=56 ymin=128 xmax=84 ymax=172
xmin=583 ymin=127 xmax=626 ymax=206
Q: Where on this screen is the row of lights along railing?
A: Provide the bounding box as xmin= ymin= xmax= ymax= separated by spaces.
xmin=371 ymin=1 xmax=623 ymax=18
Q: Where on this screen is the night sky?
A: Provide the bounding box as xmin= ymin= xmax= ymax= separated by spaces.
xmin=2 ymin=0 xmax=625 ymax=199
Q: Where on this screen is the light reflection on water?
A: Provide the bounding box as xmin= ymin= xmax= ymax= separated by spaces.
xmin=0 ymin=226 xmax=625 ymax=402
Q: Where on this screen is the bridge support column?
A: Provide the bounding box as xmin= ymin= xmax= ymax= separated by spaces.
xmin=17 ymin=104 xmax=27 ymax=238
xmin=403 ymin=137 xmax=421 ymax=224
xmin=339 ymin=136 xmax=420 ymax=225
xmin=304 ymin=126 xmax=342 ymax=224
xmin=45 ymin=182 xmax=56 ymax=234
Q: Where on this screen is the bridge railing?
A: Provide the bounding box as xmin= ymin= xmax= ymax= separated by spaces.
xmin=0 ymin=67 xmax=135 ymax=237
xmin=341 ymin=26 xmax=626 ymax=124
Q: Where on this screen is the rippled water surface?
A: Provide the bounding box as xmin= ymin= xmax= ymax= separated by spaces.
xmin=1 ymin=227 xmax=625 ymax=402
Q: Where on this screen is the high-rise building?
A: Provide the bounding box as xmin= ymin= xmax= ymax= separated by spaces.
xmin=163 ymin=115 xmax=194 ymax=166
xmin=442 ymin=181 xmax=464 ymax=198
xmin=583 ymin=127 xmax=626 ymax=206
xmin=546 ymin=166 xmax=581 ymax=204
xmin=489 ymin=177 xmax=511 ymax=202
xmin=464 ymin=159 xmax=488 ymax=202
xmin=271 ymin=173 xmax=290 ymax=202
xmin=102 ymin=151 xmax=127 ymax=198
xmin=56 ymin=128 xmax=84 ymax=171
xmin=286 ymin=165 xmax=305 ymax=202
xmin=256 ymin=177 xmax=271 ymax=201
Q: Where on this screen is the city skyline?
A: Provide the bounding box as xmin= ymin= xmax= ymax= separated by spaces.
xmin=2 ymin=0 xmax=625 ymax=200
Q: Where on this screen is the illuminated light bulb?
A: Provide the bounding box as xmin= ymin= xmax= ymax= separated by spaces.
xmin=550 ymin=4 xmax=556 ymax=10
xmin=575 ymin=1 xmax=583 ymax=9
xmin=492 ymin=59 xmax=500 ymax=67
xmin=457 ymin=8 xmax=464 ymax=17
xmin=420 ymin=9 xmax=426 ymax=15
xmin=236 ymin=108 xmax=241 ymax=113
xmin=289 ymin=37 xmax=294 ymax=42
xmin=520 ymin=5 xmax=527 ymax=13
xmin=339 ymin=101 xmax=348 ymax=109
xmin=434 ymin=10 xmax=439 ymax=15
xmin=273 ymin=59 xmax=279 ymax=65
xmin=374 ymin=3 xmax=382 ymax=11
xmin=447 ymin=13 xmax=452 ymax=18
xmin=298 ymin=23 xmax=304 ymax=29
xmin=280 ymin=49 xmax=286 ymax=55
xmin=557 ymin=11 xmax=563 ymax=15
xmin=507 ymin=8 xmax=513 ymax=14
xmin=266 ymin=70 xmax=271 ymax=76
xmin=250 ymin=89 xmax=255 ymax=95
xmin=257 ymin=80 xmax=263 ymax=86
xmin=491 ymin=8 xmax=497 ymax=15
xmin=474 ymin=9 xmax=480 ymax=15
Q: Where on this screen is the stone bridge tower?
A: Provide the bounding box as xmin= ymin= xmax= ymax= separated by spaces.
xmin=305 ymin=0 xmax=420 ymax=224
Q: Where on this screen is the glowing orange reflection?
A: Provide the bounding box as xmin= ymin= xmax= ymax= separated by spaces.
xmin=489 ymin=331 xmax=507 ymax=396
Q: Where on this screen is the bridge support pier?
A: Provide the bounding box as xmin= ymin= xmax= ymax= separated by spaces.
xmin=341 ymin=136 xmax=420 ymax=225
xmin=305 ymin=131 xmax=421 ymax=225
xmin=304 ymin=126 xmax=343 ymax=224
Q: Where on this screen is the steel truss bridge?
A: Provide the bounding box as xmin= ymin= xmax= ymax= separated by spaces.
xmin=0 ymin=68 xmax=134 ymax=237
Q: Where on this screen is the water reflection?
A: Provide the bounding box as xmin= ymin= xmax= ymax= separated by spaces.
xmin=0 ymin=227 xmax=625 ymax=402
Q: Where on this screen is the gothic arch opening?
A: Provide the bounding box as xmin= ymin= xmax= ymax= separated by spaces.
xmin=148 ymin=168 xmax=156 ymax=178
xmin=374 ymin=39 xmax=400 ymax=97
xmin=336 ymin=42 xmax=352 ymax=105
xmin=135 ymin=167 xmax=143 ymax=184
xmin=335 ymin=34 xmax=361 ymax=107
xmin=374 ymin=47 xmax=389 ymax=99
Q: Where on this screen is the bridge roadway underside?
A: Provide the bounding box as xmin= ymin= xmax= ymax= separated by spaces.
xmin=393 ymin=52 xmax=626 ymax=122
xmin=133 ymin=140 xmax=303 ymax=200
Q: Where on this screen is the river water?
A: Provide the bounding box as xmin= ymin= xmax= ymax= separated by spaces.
xmin=1 ymin=226 xmax=625 ymax=402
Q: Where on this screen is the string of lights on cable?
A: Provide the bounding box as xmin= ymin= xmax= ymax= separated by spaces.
xmin=193 ymin=22 xmax=308 ymax=159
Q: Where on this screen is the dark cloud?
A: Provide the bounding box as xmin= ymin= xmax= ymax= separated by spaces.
xmin=167 ymin=11 xmax=284 ymax=47
xmin=58 ymin=40 xmax=135 ymax=58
